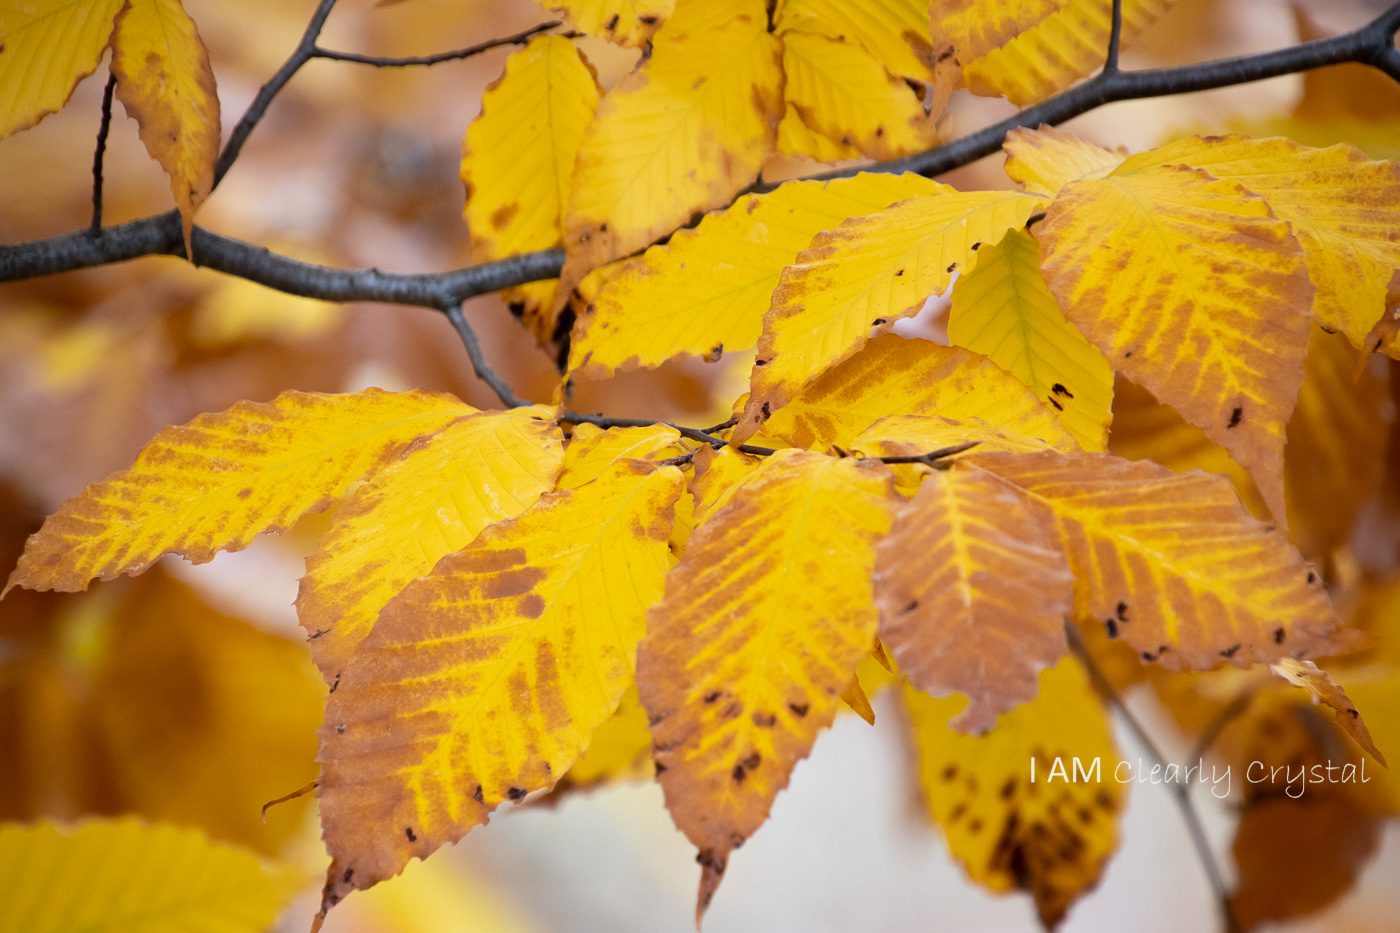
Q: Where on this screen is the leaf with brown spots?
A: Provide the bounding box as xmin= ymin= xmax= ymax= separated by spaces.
xmin=1038 ymin=158 xmax=1313 ymax=522
xmin=775 ymin=0 xmax=936 ymax=82
xmin=877 ymin=465 xmax=1073 ymax=733
xmin=971 ymin=449 xmax=1345 ymax=670
xmin=558 ymin=422 xmax=686 ymax=490
xmin=7 ymin=389 xmax=472 ymax=596
xmin=638 ymin=449 xmax=895 ymax=918
xmin=297 ymin=407 xmax=565 ymax=682
xmin=1001 ymin=126 xmax=1125 ymax=198
xmin=317 ymin=460 xmax=683 ymax=910
xmin=736 ymin=189 xmax=1046 ymax=442
xmin=110 ymin=0 xmax=220 ymax=255
xmin=1271 ymin=658 xmax=1384 ymax=764
xmin=903 ymin=658 xmax=1123 ymax=928
xmin=543 ymin=0 xmax=673 ymax=48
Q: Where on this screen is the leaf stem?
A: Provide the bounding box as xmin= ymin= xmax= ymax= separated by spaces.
xmin=89 ymin=71 xmax=118 ymax=237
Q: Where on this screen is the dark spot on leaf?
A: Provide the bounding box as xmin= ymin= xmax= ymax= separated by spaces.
xmin=871 ymin=318 xmax=887 ymax=327
xmin=1105 ymin=618 xmax=1118 ymax=638
xmin=705 ymin=343 xmax=724 ymax=363
xmin=1227 ymin=407 xmax=1243 ymax=428
xmin=946 ymin=262 xmax=957 ymax=273
xmin=1220 ymin=644 xmax=1241 ymax=658
xmin=760 ymin=402 xmax=771 ymax=420
xmin=721 ymin=701 xmax=743 ymax=720
xmin=895 ymin=268 xmax=905 ymax=277
xmin=732 ymin=763 xmax=747 ymax=783
xmin=754 ymin=357 xmax=769 ymax=366
xmin=517 ymin=594 xmax=545 ymax=618
xmin=237 ymin=487 xmax=252 ymax=499
xmin=968 ymin=818 xmax=983 ymax=833
xmin=970 ymin=242 xmax=981 ymax=251
xmin=903 ymin=599 xmax=919 ymax=613
xmin=342 ymin=867 xmax=354 ymax=884
xmin=1047 ymin=397 xmax=1064 ymax=411
xmin=507 ymin=786 xmax=527 ymax=801
xmin=743 ymin=752 xmax=761 ymax=770
xmin=1307 ymin=570 xmax=1317 ymax=584
xmin=999 ymin=778 xmax=1016 ymax=800
xmin=1052 ymin=383 xmax=1074 ymax=398
xmin=472 ymin=785 xmax=484 ymax=803
xmin=404 ymin=826 xmax=417 ymax=842
xmin=703 ymin=690 xmax=723 ymax=704
xmin=654 ymin=761 xmax=668 ymax=774
xmin=329 ymin=674 xmax=340 ymax=693
xmin=949 ymin=803 xmax=966 ymax=822
xmin=752 ymin=711 xmax=777 ymax=727
xmin=639 ymin=14 xmax=658 ymax=25
xmin=788 ymin=701 xmax=809 ymax=718
xmin=308 ymin=628 xmax=327 ymax=640
xmin=335 ymin=723 xmax=346 ymax=734
xmin=942 ymin=764 xmax=957 ymax=781
xmin=730 ymin=832 xmax=747 ymax=848
xmin=1274 ymin=627 xmax=1286 ymax=644
xmin=1116 ymin=602 xmax=1129 ymax=622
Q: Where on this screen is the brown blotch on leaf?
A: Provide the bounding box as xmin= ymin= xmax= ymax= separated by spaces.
xmin=752 ymin=711 xmax=777 ymax=727
xmin=1228 ymin=407 xmax=1243 ymax=428
xmin=1105 ymin=618 xmax=1119 ymax=638
xmin=404 ymin=826 xmax=417 ymax=842
xmin=490 ymin=203 xmax=519 ymax=231
xmin=1116 ymin=601 xmax=1129 ymax=623
xmin=471 ymin=785 xmax=484 ymax=803
xmin=1052 ymin=383 xmax=1074 ymax=398
xmin=517 ymin=594 xmax=546 ymax=618
xmin=483 ymin=566 xmax=546 ymax=598
xmin=605 ymin=13 xmax=620 ymax=31
xmin=704 ymin=343 xmax=724 ymax=363
xmin=1274 ymin=627 xmax=1286 ymax=644
xmin=788 ymin=701 xmax=809 ymax=718
xmin=507 ymin=786 xmax=527 ymax=801
xmin=237 ymin=487 xmax=252 ymax=499
xmin=1220 ymin=643 xmax=1242 ymax=658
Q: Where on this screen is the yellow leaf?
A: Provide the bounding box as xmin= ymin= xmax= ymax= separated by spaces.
xmin=318 ymin=461 xmax=682 ymax=900
xmin=688 ymin=443 xmax=765 ymax=524
xmin=948 ymin=229 xmax=1114 ymax=450
xmin=560 ymin=0 xmax=782 ymax=284
xmin=540 ymin=0 xmax=673 ymax=48
xmin=1001 ymin=125 xmax=1125 ymax=197
xmin=558 ymin=422 xmax=686 ymax=490
xmin=297 ymin=408 xmax=565 ymax=682
xmin=938 ymin=0 xmax=1176 ymax=106
xmin=927 ymin=0 xmax=1059 ymax=62
xmin=903 ymin=659 xmax=1123 ymax=928
xmin=876 ymin=466 xmax=1073 ymax=733
xmin=0 ymin=0 xmax=125 ymax=138
xmin=7 ymin=388 xmax=472 ymax=595
xmin=110 ymin=0 xmax=220 ymax=253
xmin=1271 ymin=658 xmax=1384 ymax=764
xmin=972 ymin=449 xmax=1342 ymax=669
xmin=1037 ymin=160 xmax=1312 ymax=522
xmin=0 ymin=818 xmax=303 ymax=933
xmin=569 ymin=173 xmax=943 ymax=379
xmin=775 ymin=0 xmax=935 ymax=81
xmin=850 ymin=413 xmax=1061 ymax=459
xmin=555 ymin=687 xmax=653 ymax=791
xmin=760 ymin=334 xmax=1075 ymax=451
xmin=737 ymin=189 xmax=1047 ymax=441
xmin=462 ymin=36 xmax=600 ymax=343
xmin=639 ymin=449 xmax=894 ymax=916
xmin=780 ymin=30 xmax=935 ymax=161
xmin=775 ymin=103 xmax=859 ymax=163
xmin=1124 ymin=135 xmax=1400 ymax=348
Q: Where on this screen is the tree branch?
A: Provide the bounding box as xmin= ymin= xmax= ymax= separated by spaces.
xmin=90 ymin=71 xmax=118 ymax=236
xmin=444 ymin=300 xmax=529 ymax=408
xmin=311 ymin=21 xmax=561 ymax=68
xmin=1104 ymin=0 xmax=1124 ymax=74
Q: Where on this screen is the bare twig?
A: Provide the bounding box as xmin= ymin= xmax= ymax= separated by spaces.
xmin=90 ymin=71 xmax=118 ymax=236
xmin=1104 ymin=0 xmax=1125 ymax=74
xmin=312 ymin=21 xmax=560 ymax=67
xmin=1066 ymin=624 xmax=1243 ymax=933
xmin=444 ymin=301 xmax=529 ymax=408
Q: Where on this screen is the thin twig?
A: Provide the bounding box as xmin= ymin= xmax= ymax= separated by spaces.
xmin=445 ymin=301 xmax=529 ymax=408
xmin=214 ymin=0 xmax=340 ymax=186
xmin=1104 ymin=0 xmax=1125 ymax=74
xmin=90 ymin=71 xmax=118 ymax=237
xmin=312 ymin=21 xmax=560 ymax=67
xmin=260 ymin=778 xmax=319 ymax=820
xmin=878 ymin=441 xmax=980 ymax=465
xmin=1066 ymin=624 xmax=1243 ymax=933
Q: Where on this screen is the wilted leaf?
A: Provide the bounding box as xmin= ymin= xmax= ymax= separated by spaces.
xmin=903 ymin=658 xmax=1123 ymax=928
xmin=318 ymin=461 xmax=682 ymax=902
xmin=297 ymin=407 xmax=565 ymax=681
xmin=947 ymin=229 xmax=1113 ymax=450
xmin=1038 ymin=159 xmax=1312 ymax=521
xmin=877 ymin=466 xmax=1073 ymax=733
xmin=561 ymin=0 xmax=782 ymax=284
xmin=0 ymin=818 xmax=303 ymax=932
xmin=110 ymin=0 xmax=220 ymax=252
xmin=973 ymin=449 xmax=1342 ymax=668
xmin=760 ymin=334 xmax=1075 ymax=452
xmin=1270 ymin=658 xmax=1383 ymax=764
xmin=639 ymin=449 xmax=894 ymax=916
xmin=569 ymin=173 xmax=941 ymax=379
xmin=541 ymin=0 xmax=673 ymax=47
xmin=775 ymin=0 xmax=935 ymax=81
xmin=0 ymin=0 xmax=125 ymax=138
xmin=737 ymin=189 xmax=1046 ymax=441
xmin=1002 ymin=125 xmax=1124 ymax=197
xmin=463 ymin=35 xmax=600 ymax=343
xmin=8 ymin=389 xmax=471 ymax=594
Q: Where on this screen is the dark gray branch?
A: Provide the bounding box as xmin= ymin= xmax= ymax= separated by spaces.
xmin=90 ymin=71 xmax=118 ymax=236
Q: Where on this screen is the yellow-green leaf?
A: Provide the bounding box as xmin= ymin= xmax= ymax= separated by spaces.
xmin=948 ymin=229 xmax=1113 ymax=450
xmin=540 ymin=0 xmax=673 ymax=47
xmin=972 ymin=449 xmax=1342 ymax=668
xmin=110 ymin=0 xmax=220 ymax=252
xmin=462 ymin=35 xmax=600 ymax=343
xmin=297 ymin=407 xmax=565 ymax=682
xmin=561 ymin=0 xmax=782 ymax=285
xmin=1001 ymin=125 xmax=1124 ymax=197
xmin=7 ymin=388 xmax=472 ymax=594
xmin=780 ymin=30 xmax=935 ymax=161
xmin=775 ymin=0 xmax=935 ymax=81
xmin=639 ymin=449 xmax=894 ymax=916
xmin=737 ymin=189 xmax=1046 ymax=441
xmin=1123 ymin=135 xmax=1400 ymax=348
xmin=876 ymin=466 xmax=1073 ymax=732
xmin=0 ymin=818 xmax=303 ymax=933
xmin=569 ymin=173 xmax=943 ymax=379
xmin=318 ymin=460 xmax=682 ymax=902
xmin=1037 ymin=160 xmax=1312 ymax=522
xmin=760 ymin=333 xmax=1075 ymax=451
xmin=0 ymin=0 xmax=125 ymax=138
xmin=903 ymin=659 xmax=1123 ymax=928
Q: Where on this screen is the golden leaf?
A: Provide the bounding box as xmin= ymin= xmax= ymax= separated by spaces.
xmin=541 ymin=0 xmax=673 ymax=48
xmin=737 ymin=189 xmax=1046 ymax=441
xmin=1271 ymin=658 xmax=1384 ymax=764
xmin=876 ymin=466 xmax=1073 ymax=733
xmin=0 ymin=0 xmax=125 ymax=138
xmin=1001 ymin=125 xmax=1124 ymax=197
xmin=318 ymin=461 xmax=682 ymax=900
xmin=560 ymin=0 xmax=782 ymax=285
xmin=972 ymin=449 xmax=1342 ymax=668
xmin=0 ymin=818 xmax=303 ymax=932
xmin=638 ymin=449 xmax=894 ymax=916
xmin=110 ymin=0 xmax=220 ymax=253
xmin=775 ymin=103 xmax=859 ymax=163
xmin=7 ymin=388 xmax=471 ymax=595
xmin=569 ymin=173 xmax=942 ymax=380
xmin=903 ymin=658 xmax=1122 ymax=928
xmin=948 ymin=228 xmax=1114 ymax=450
xmin=850 ymin=413 xmax=1061 ymax=459
xmin=558 ymin=423 xmax=687 ymax=490
xmin=462 ymin=35 xmax=600 ymax=343
xmin=780 ymin=30 xmax=935 ymax=161
xmin=761 ymin=334 xmax=1074 ymax=452
xmin=297 ymin=408 xmax=565 ymax=681
xmin=554 ymin=687 xmax=653 ymax=792
xmin=687 ymin=443 xmax=765 ymax=525
xmin=1037 ymin=159 xmax=1313 ymax=522
xmin=775 ymin=0 xmax=935 ymax=81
